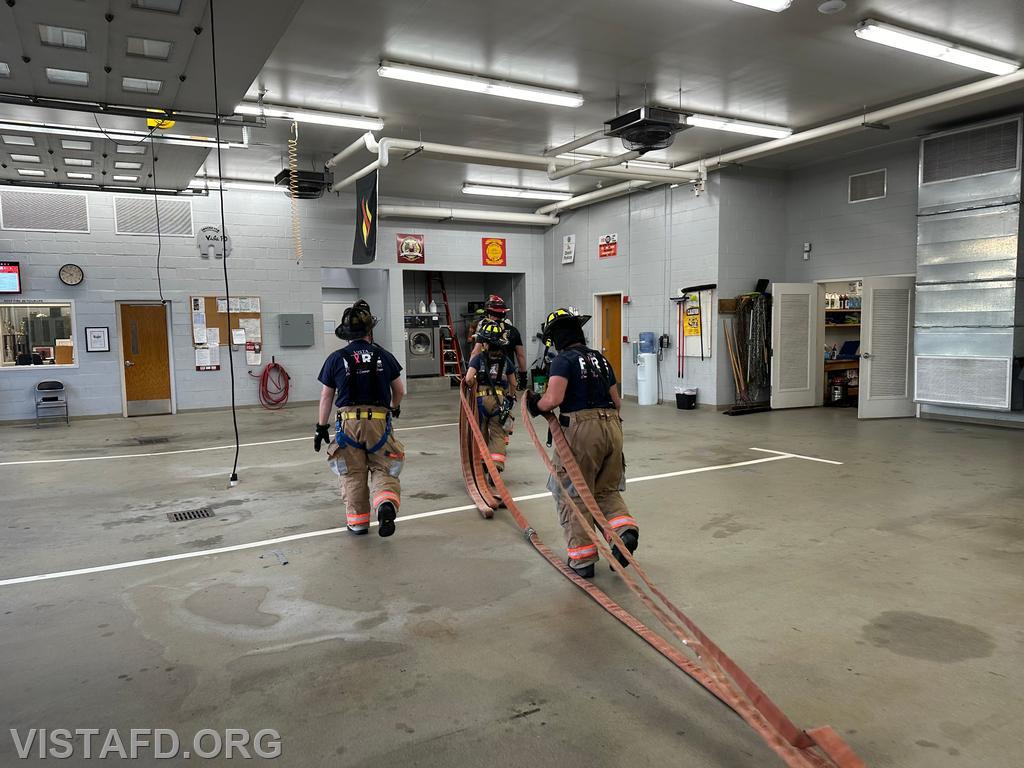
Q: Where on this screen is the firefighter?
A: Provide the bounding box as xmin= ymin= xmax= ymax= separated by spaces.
xmin=465 ymin=320 xmax=517 ymax=472
xmin=314 ymin=302 xmax=405 ymax=537
xmin=471 ymin=295 xmax=528 ymax=390
xmin=524 ymin=307 xmax=638 ymax=578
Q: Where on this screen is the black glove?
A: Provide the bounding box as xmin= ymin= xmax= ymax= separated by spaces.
xmin=516 ymin=371 xmax=528 ymax=391
xmin=313 ymin=423 xmax=330 ymax=453
xmin=391 ymin=405 xmax=401 ymax=419
xmin=525 ymin=390 xmax=543 ymax=418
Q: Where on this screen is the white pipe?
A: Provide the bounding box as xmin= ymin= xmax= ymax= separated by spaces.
xmin=544 ymin=128 xmax=607 ymax=157
xmin=330 ymin=158 xmax=381 ymax=192
xmin=535 ymin=180 xmax=647 ymax=215
xmin=326 ymin=132 xmax=378 ymax=169
xmin=380 ymin=204 xmax=558 ymax=226
xmin=548 ymin=150 xmax=641 ymax=180
xmin=676 ymin=67 xmax=1024 ymax=172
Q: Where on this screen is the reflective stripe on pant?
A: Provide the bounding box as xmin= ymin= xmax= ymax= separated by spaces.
xmin=334 ymin=407 xmax=404 ymax=530
xmin=552 ymin=407 xmax=634 ymax=569
xmin=479 ymin=392 xmax=510 ymax=469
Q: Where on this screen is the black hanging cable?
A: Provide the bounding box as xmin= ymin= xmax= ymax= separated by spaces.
xmin=208 ymin=0 xmax=241 ymax=486
xmin=149 ymin=136 xmax=166 ymax=303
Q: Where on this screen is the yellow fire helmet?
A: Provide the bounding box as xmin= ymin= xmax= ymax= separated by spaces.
xmin=475 ymin=320 xmax=509 ymax=348
xmin=541 ymin=306 xmax=591 ymax=347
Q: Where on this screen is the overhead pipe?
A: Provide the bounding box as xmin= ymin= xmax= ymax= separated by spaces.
xmin=543 ymin=128 xmax=607 ymax=157
xmin=535 ymin=180 xmax=649 ymax=215
xmin=379 ymin=204 xmax=558 ymax=226
xmin=548 ymin=150 xmax=642 ymax=180
xmin=326 ymin=132 xmax=379 ymax=169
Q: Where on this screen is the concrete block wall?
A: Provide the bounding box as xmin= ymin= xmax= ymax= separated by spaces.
xmin=0 ymin=189 xmax=546 ymax=421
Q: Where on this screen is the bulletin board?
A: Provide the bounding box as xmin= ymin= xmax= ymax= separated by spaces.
xmin=190 ymin=295 xmax=263 ymax=347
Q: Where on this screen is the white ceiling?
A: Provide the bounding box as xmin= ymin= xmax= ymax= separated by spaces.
xmin=3 ymin=0 xmax=1024 ymax=199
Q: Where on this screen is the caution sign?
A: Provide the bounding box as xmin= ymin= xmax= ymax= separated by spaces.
xmin=598 ymin=233 xmax=618 ymax=259
xmin=482 ymin=237 xmax=507 ymax=267
xmin=684 ymin=305 xmax=702 ymax=337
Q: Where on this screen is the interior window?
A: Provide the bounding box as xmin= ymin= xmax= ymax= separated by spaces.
xmin=0 ymin=303 xmax=76 ymax=367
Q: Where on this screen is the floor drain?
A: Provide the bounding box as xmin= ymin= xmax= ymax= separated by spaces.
xmin=136 ymin=437 xmax=170 ymax=445
xmin=167 ymin=507 xmax=214 ymax=523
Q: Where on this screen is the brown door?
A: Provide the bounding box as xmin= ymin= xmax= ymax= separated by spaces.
xmin=120 ymin=304 xmax=172 ymax=416
xmin=599 ymin=294 xmax=622 ymax=385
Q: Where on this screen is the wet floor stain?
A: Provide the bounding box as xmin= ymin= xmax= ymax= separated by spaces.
xmin=862 ymin=611 xmax=995 ymax=662
xmin=183 ymin=536 xmax=224 ymax=549
xmin=184 ymin=584 xmax=280 ymax=628
xmin=699 ymin=512 xmax=754 ymax=539
xmin=409 ymin=491 xmax=447 ymax=500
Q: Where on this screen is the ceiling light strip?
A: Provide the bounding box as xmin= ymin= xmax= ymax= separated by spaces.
xmin=0 ymin=120 xmax=247 ymax=149
xmin=854 ymin=19 xmax=1020 ymax=76
xmin=234 ymin=102 xmax=383 ymax=130
xmin=729 ymin=0 xmax=793 ymax=11
xmin=686 ymin=113 xmax=793 ymax=138
xmin=462 ymin=183 xmax=573 ymax=201
xmin=378 ymin=61 xmax=583 ymax=108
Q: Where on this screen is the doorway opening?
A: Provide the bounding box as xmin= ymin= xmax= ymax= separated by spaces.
xmin=592 ymin=292 xmax=623 ymax=386
xmin=116 ymin=302 xmax=175 ymax=417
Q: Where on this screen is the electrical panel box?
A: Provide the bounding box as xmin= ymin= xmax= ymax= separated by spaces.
xmin=279 ymin=314 xmax=315 ymax=347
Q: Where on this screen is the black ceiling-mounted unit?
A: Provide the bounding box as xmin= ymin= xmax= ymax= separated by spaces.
xmin=605 ymin=106 xmax=691 ymax=152
xmin=274 ymin=169 xmax=331 ymax=199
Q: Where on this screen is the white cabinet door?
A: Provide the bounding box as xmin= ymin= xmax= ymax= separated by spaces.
xmin=859 ymin=277 xmax=916 ymax=419
xmin=770 ymin=283 xmax=819 ymax=409
xmin=322 ymin=302 xmax=353 ymax=350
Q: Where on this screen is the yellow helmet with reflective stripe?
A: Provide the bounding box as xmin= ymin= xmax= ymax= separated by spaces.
xmin=475 ymin=319 xmax=509 ymax=348
xmin=542 ymin=306 xmax=591 ymax=347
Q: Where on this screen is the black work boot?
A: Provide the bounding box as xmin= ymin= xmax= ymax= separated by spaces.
xmin=569 ymin=560 xmax=595 ymax=579
xmin=610 ymin=530 xmax=639 ymax=569
xmin=377 ymin=502 xmax=397 ymax=538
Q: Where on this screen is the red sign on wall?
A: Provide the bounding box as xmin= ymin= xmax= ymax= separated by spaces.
xmin=397 ymin=233 xmax=425 ymax=264
xmin=598 ymin=233 xmax=618 ymax=259
xmin=482 ymin=237 xmax=507 ymax=267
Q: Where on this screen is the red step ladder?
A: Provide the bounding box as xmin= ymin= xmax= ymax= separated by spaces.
xmin=426 ymin=272 xmax=465 ymax=378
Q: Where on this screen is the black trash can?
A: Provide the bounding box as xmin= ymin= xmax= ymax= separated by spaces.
xmin=676 ymin=390 xmax=697 ymax=410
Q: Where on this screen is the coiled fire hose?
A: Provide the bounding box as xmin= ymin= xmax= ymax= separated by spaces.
xmin=456 ymin=382 xmax=865 ymax=768
xmin=251 ymin=360 xmax=290 ymax=410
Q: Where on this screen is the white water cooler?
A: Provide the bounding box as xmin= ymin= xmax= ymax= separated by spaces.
xmin=636 ymin=353 xmax=658 ymax=406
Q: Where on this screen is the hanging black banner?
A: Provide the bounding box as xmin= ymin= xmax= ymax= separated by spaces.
xmin=352 ymin=170 xmax=378 ymax=264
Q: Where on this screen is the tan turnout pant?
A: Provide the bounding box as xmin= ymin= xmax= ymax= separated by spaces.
xmin=478 ymin=388 xmax=510 ymax=470
xmin=550 ymin=408 xmax=637 ymax=569
xmin=329 ymin=407 xmax=404 ymax=531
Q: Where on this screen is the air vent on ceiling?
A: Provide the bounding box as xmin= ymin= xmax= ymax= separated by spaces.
xmin=921 ymin=118 xmax=1020 ymax=184
xmin=114 ymin=196 xmax=193 ymax=236
xmin=849 ymin=169 xmax=887 ymax=203
xmin=605 ymin=106 xmax=690 ymax=152
xmin=0 ymin=189 xmax=89 ymax=232
xmin=274 ymin=169 xmax=330 ymax=199
xmin=914 ymin=356 xmax=1012 ymax=410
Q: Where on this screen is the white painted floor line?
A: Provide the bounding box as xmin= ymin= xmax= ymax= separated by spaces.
xmin=749 ymin=447 xmax=844 ymax=466
xmin=0 ymin=422 xmax=459 ymax=467
xmin=0 ymin=450 xmax=832 ymax=588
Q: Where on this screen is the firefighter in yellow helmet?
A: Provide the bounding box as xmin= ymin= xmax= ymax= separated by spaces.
xmin=524 ymin=307 xmax=637 ymax=578
xmin=465 ymin=319 xmax=518 ymax=472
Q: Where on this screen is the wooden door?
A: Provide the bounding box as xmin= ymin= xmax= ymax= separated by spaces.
xmin=120 ymin=304 xmax=172 ymax=416
xmin=859 ymin=276 xmax=916 ymax=419
xmin=599 ymin=294 xmax=622 ymax=384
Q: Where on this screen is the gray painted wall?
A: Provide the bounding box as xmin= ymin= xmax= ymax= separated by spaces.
xmin=0 ymin=189 xmax=546 ymax=421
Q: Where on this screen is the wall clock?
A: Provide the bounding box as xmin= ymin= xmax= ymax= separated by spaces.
xmin=59 ymin=263 xmax=84 ymax=286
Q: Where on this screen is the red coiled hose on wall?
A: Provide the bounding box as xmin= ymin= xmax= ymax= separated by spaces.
xmin=253 ymin=360 xmax=290 ymax=410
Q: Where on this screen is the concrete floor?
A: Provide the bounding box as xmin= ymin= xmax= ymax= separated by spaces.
xmin=0 ymin=392 xmax=1021 ymax=767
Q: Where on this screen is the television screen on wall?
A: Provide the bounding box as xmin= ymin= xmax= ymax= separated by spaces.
xmin=0 ymin=261 xmax=21 ymax=294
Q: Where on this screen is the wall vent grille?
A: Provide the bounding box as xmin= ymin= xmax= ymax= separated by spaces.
xmin=921 ymin=119 xmax=1020 ymax=184
xmin=779 ymin=294 xmax=810 ymax=391
xmin=849 ymin=169 xmax=887 ymax=203
xmin=0 ymin=189 xmax=89 ymax=232
xmin=915 ymin=356 xmax=1011 ymax=410
xmin=114 ymin=196 xmax=193 ymax=236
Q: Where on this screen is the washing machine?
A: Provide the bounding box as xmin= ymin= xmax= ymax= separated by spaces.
xmin=405 ymin=314 xmax=440 ymax=377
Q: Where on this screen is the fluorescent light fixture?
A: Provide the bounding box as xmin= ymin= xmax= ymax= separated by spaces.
xmin=67 ymin=172 xmax=93 ymax=180
xmin=729 ymin=0 xmax=793 ymax=10
xmin=686 ymin=113 xmax=793 ymax=138
xmin=0 ymin=120 xmax=245 ymax=150
xmin=189 ymin=177 xmax=279 ymax=192
xmin=112 ymin=175 xmax=139 ymax=182
xmin=2 ymin=134 xmax=34 ymax=146
xmin=115 ymin=161 xmax=143 ymax=170
xmin=131 ymin=0 xmax=183 ymax=12
xmin=17 ymin=169 xmax=45 ymax=177
xmin=854 ymin=19 xmax=1021 ymax=76
xmin=462 ymin=183 xmax=573 ymax=201
xmin=233 ymin=102 xmax=383 ymax=130
xmin=61 ymin=139 xmax=92 ymax=150
xmin=46 ymin=68 xmax=90 ymax=87
xmin=126 ymin=36 xmax=172 ymax=60
xmin=39 ymin=24 xmax=88 ymax=50
xmin=116 ymin=144 xmax=147 ymax=154
xmin=378 ymin=60 xmax=584 ymax=108
xmin=122 ymin=76 xmax=163 ymax=94
xmin=10 ymin=154 xmax=40 ymax=163
xmin=64 ymin=158 xmax=93 ymax=167
xmin=0 ymin=62 xmax=10 ymax=78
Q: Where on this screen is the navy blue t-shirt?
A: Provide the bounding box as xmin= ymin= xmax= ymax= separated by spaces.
xmin=468 ymin=352 xmax=517 ymax=388
xmin=548 ymin=346 xmax=616 ymax=413
xmin=318 ymin=340 xmax=402 ymax=407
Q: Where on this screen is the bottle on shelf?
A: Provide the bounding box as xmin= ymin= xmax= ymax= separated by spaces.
xmin=428 ymin=299 xmax=437 ymax=314
xmin=418 ymin=300 xmax=427 ymax=314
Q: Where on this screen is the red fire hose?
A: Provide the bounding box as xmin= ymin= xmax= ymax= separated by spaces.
xmin=251 ymin=360 xmax=290 ymax=410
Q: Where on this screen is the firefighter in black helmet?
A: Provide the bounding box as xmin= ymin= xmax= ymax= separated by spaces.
xmin=471 ymin=294 xmax=528 ymax=390
xmin=314 ymin=301 xmax=405 ymax=537
xmin=524 ymin=307 xmax=638 ymax=578
xmin=465 ymin=319 xmax=518 ymax=472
